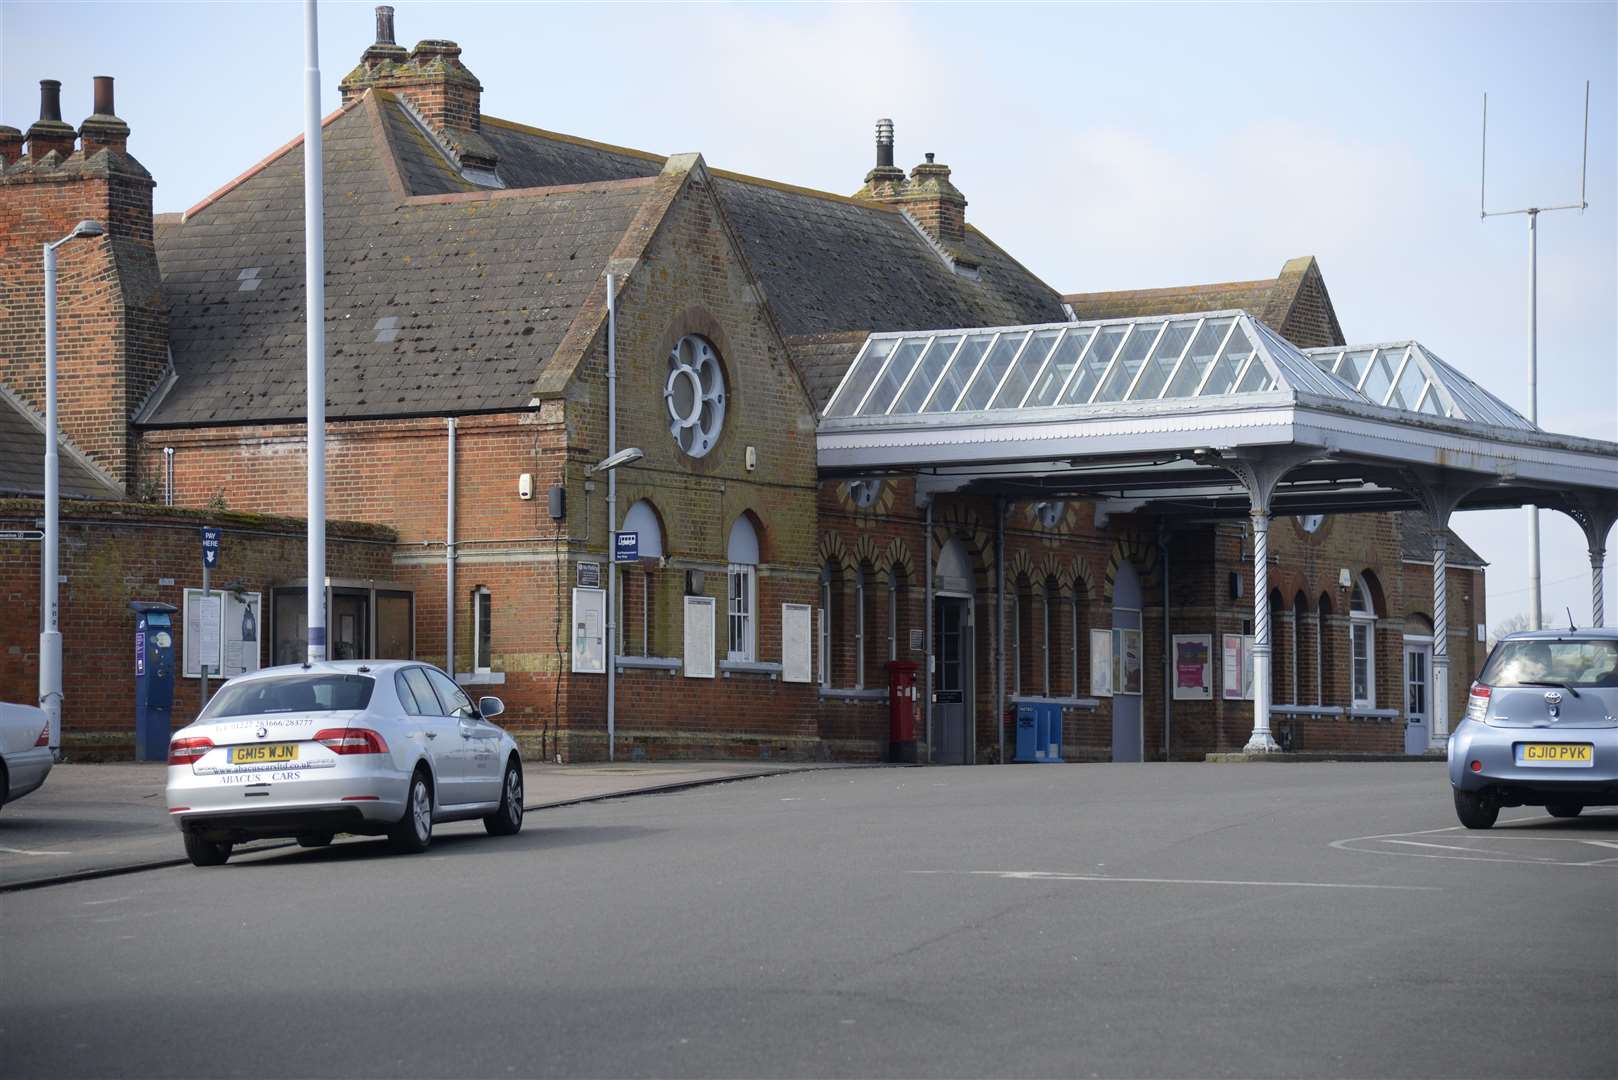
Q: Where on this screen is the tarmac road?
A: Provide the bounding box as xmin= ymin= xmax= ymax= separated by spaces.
xmin=3 ymin=763 xmax=1614 ymax=1079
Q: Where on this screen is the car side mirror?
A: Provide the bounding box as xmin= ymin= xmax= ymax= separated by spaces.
xmin=477 ymin=695 xmax=505 ymax=719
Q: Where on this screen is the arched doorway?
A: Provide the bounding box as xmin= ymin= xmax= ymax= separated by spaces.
xmin=1112 ymin=560 xmax=1144 ymax=762
xmin=933 ymin=537 xmax=975 ymax=765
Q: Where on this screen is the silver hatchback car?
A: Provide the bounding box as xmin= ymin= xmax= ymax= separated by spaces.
xmin=1448 ymin=630 xmax=1618 ymax=829
xmin=167 ymin=661 xmax=524 ymax=866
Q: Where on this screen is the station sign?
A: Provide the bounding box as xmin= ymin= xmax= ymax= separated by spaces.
xmin=577 ymin=560 xmax=601 ymax=589
xmin=0 ymin=529 xmax=44 ymax=542
xmin=614 ymin=531 xmax=639 ymax=562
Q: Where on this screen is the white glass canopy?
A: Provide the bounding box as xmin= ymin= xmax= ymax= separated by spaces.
xmin=821 ymin=311 xmax=1538 ymax=434
xmin=1305 ymin=342 xmax=1535 ymax=431
xmin=823 ymin=311 xmax=1366 ymax=420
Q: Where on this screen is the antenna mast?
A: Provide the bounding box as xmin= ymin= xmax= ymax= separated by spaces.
xmin=1480 ymin=80 xmax=1591 ymax=630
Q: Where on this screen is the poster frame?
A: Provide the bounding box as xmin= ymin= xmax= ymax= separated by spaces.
xmin=571 ymin=586 xmax=606 ymax=674
xmin=1171 ymin=633 xmax=1213 ymax=700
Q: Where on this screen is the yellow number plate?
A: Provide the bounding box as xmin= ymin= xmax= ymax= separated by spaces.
xmin=228 ymin=743 xmax=300 ymax=765
xmin=1518 ymin=743 xmax=1593 ymax=765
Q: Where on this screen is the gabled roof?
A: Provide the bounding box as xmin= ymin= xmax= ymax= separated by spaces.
xmin=0 ymin=383 xmax=123 ymax=499
xmin=148 ymin=92 xmax=1067 ymax=426
xmin=710 ymin=177 xmax=1065 ymax=341
xmin=1064 ymin=256 xmax=1346 ymax=349
xmin=149 ymin=93 xmax=658 ymax=426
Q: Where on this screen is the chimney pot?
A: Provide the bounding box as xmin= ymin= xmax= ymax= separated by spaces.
xmin=875 ymin=117 xmax=894 ymax=169
xmin=26 ymin=79 xmax=78 ymax=162
xmin=925 ymin=152 xmax=935 ymax=164
xmin=92 ymin=76 xmax=115 ymax=117
xmin=39 ymin=79 xmax=63 ymax=122
xmin=79 ymin=74 xmax=131 ymax=158
xmin=375 ymin=6 xmax=396 ymax=45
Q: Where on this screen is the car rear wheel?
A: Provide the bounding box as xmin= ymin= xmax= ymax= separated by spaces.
xmin=1546 ymin=802 xmax=1584 ymax=819
xmin=184 ymin=832 xmax=233 ymax=867
xmin=484 ymin=757 xmax=524 ymax=836
xmin=1454 ymin=788 xmax=1499 ymax=830
xmin=388 ymin=769 xmax=433 ymax=854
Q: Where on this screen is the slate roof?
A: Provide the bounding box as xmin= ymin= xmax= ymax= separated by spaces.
xmin=149 ymin=94 xmax=655 ymax=426
xmin=784 ymin=333 xmax=869 ymax=412
xmin=711 ymin=178 xmax=1065 ymax=339
xmin=1399 ymin=510 xmax=1487 ymax=569
xmin=148 ymin=91 xmax=1065 ymax=428
xmin=0 ymin=383 xmax=124 ymax=499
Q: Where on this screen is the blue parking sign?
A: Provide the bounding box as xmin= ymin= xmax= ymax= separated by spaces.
xmin=614 ymin=531 xmax=639 ymax=563
xmin=201 ymin=527 xmax=221 ymax=569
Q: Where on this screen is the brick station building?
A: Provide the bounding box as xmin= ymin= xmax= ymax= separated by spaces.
xmin=6 ymin=8 xmax=1544 ymax=764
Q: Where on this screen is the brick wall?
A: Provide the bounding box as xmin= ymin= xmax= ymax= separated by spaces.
xmin=0 ymin=142 xmax=167 ymax=488
xmin=0 ymin=499 xmax=395 ymax=758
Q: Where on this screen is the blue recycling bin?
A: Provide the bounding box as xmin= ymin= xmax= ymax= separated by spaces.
xmin=1013 ymin=702 xmax=1041 ymax=763
xmin=1043 ymin=702 xmax=1064 ymax=762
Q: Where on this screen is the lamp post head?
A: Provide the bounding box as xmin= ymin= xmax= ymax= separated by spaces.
xmin=72 ymin=219 xmax=105 ymax=238
xmin=588 ymin=447 xmax=644 ymax=475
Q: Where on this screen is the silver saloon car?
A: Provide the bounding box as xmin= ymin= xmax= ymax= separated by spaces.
xmin=0 ymin=701 xmax=54 ymax=811
xmin=1448 ymin=630 xmax=1618 ymax=829
xmin=166 ymin=661 xmax=524 ymax=866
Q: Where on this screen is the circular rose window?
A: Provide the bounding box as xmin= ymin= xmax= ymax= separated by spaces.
xmin=665 ymin=335 xmax=726 ymax=457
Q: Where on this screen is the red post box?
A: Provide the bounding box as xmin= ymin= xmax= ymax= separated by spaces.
xmin=886 ymin=660 xmax=919 ymax=763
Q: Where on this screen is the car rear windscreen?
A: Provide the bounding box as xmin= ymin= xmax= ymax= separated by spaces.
xmin=1479 ymin=640 xmax=1618 ymax=689
xmin=201 ymin=674 xmax=375 ymax=718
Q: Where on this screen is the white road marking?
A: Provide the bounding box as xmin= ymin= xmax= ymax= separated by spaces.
xmin=1382 ymin=838 xmax=1561 ymax=860
xmin=913 ymin=870 xmax=1438 ymax=891
xmin=0 ymin=846 xmax=71 ymax=856
xmin=1333 ymin=824 xmax=1618 ymax=868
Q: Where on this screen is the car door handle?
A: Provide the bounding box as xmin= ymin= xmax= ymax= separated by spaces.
xmin=425 ymin=731 xmax=437 ymax=740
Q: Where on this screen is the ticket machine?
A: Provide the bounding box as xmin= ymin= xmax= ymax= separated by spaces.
xmin=131 ymin=601 xmax=177 ymax=762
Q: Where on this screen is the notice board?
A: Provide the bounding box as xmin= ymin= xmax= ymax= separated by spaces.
xmin=684 ymin=595 xmax=716 ymax=678
xmin=781 ymin=603 xmax=812 ymax=683
xmin=572 ymin=587 xmax=606 ymax=674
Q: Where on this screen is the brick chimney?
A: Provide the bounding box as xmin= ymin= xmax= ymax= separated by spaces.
xmin=339 ymin=6 xmax=497 ymax=172
xmin=899 ymin=153 xmax=968 ymax=250
xmin=0 ymin=74 xmax=166 ymax=491
xmin=858 ymin=118 xmax=906 ymax=199
xmin=854 ymin=119 xmax=972 ymax=264
xmin=79 ymin=76 xmax=131 ymax=158
xmin=25 ymin=80 xmax=77 ymax=161
xmin=0 ymin=126 xmax=22 ymax=168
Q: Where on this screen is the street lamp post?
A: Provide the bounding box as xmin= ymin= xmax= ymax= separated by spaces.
xmin=40 ymin=218 xmax=106 ymax=760
xmin=588 ymin=446 xmax=643 ymax=762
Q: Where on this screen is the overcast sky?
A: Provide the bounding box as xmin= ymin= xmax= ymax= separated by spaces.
xmin=5 ymin=1 xmax=1615 ymax=630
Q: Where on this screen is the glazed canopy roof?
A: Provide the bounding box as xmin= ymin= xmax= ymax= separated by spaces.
xmin=815 ymin=308 xmax=1616 ymax=520
xmin=822 ymin=311 xmax=1533 ymax=428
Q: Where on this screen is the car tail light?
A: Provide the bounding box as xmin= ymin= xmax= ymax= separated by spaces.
xmin=1466 ymin=684 xmax=1491 ymax=723
xmin=35 ymin=722 xmax=49 ymax=747
xmin=314 ymin=728 xmax=389 ymax=755
xmin=168 ymin=736 xmax=214 ymax=766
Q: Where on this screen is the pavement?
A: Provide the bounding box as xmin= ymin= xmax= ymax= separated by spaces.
xmin=3 ymin=762 xmax=1614 ymax=1078
xmin=0 ymin=759 xmax=836 ymax=890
